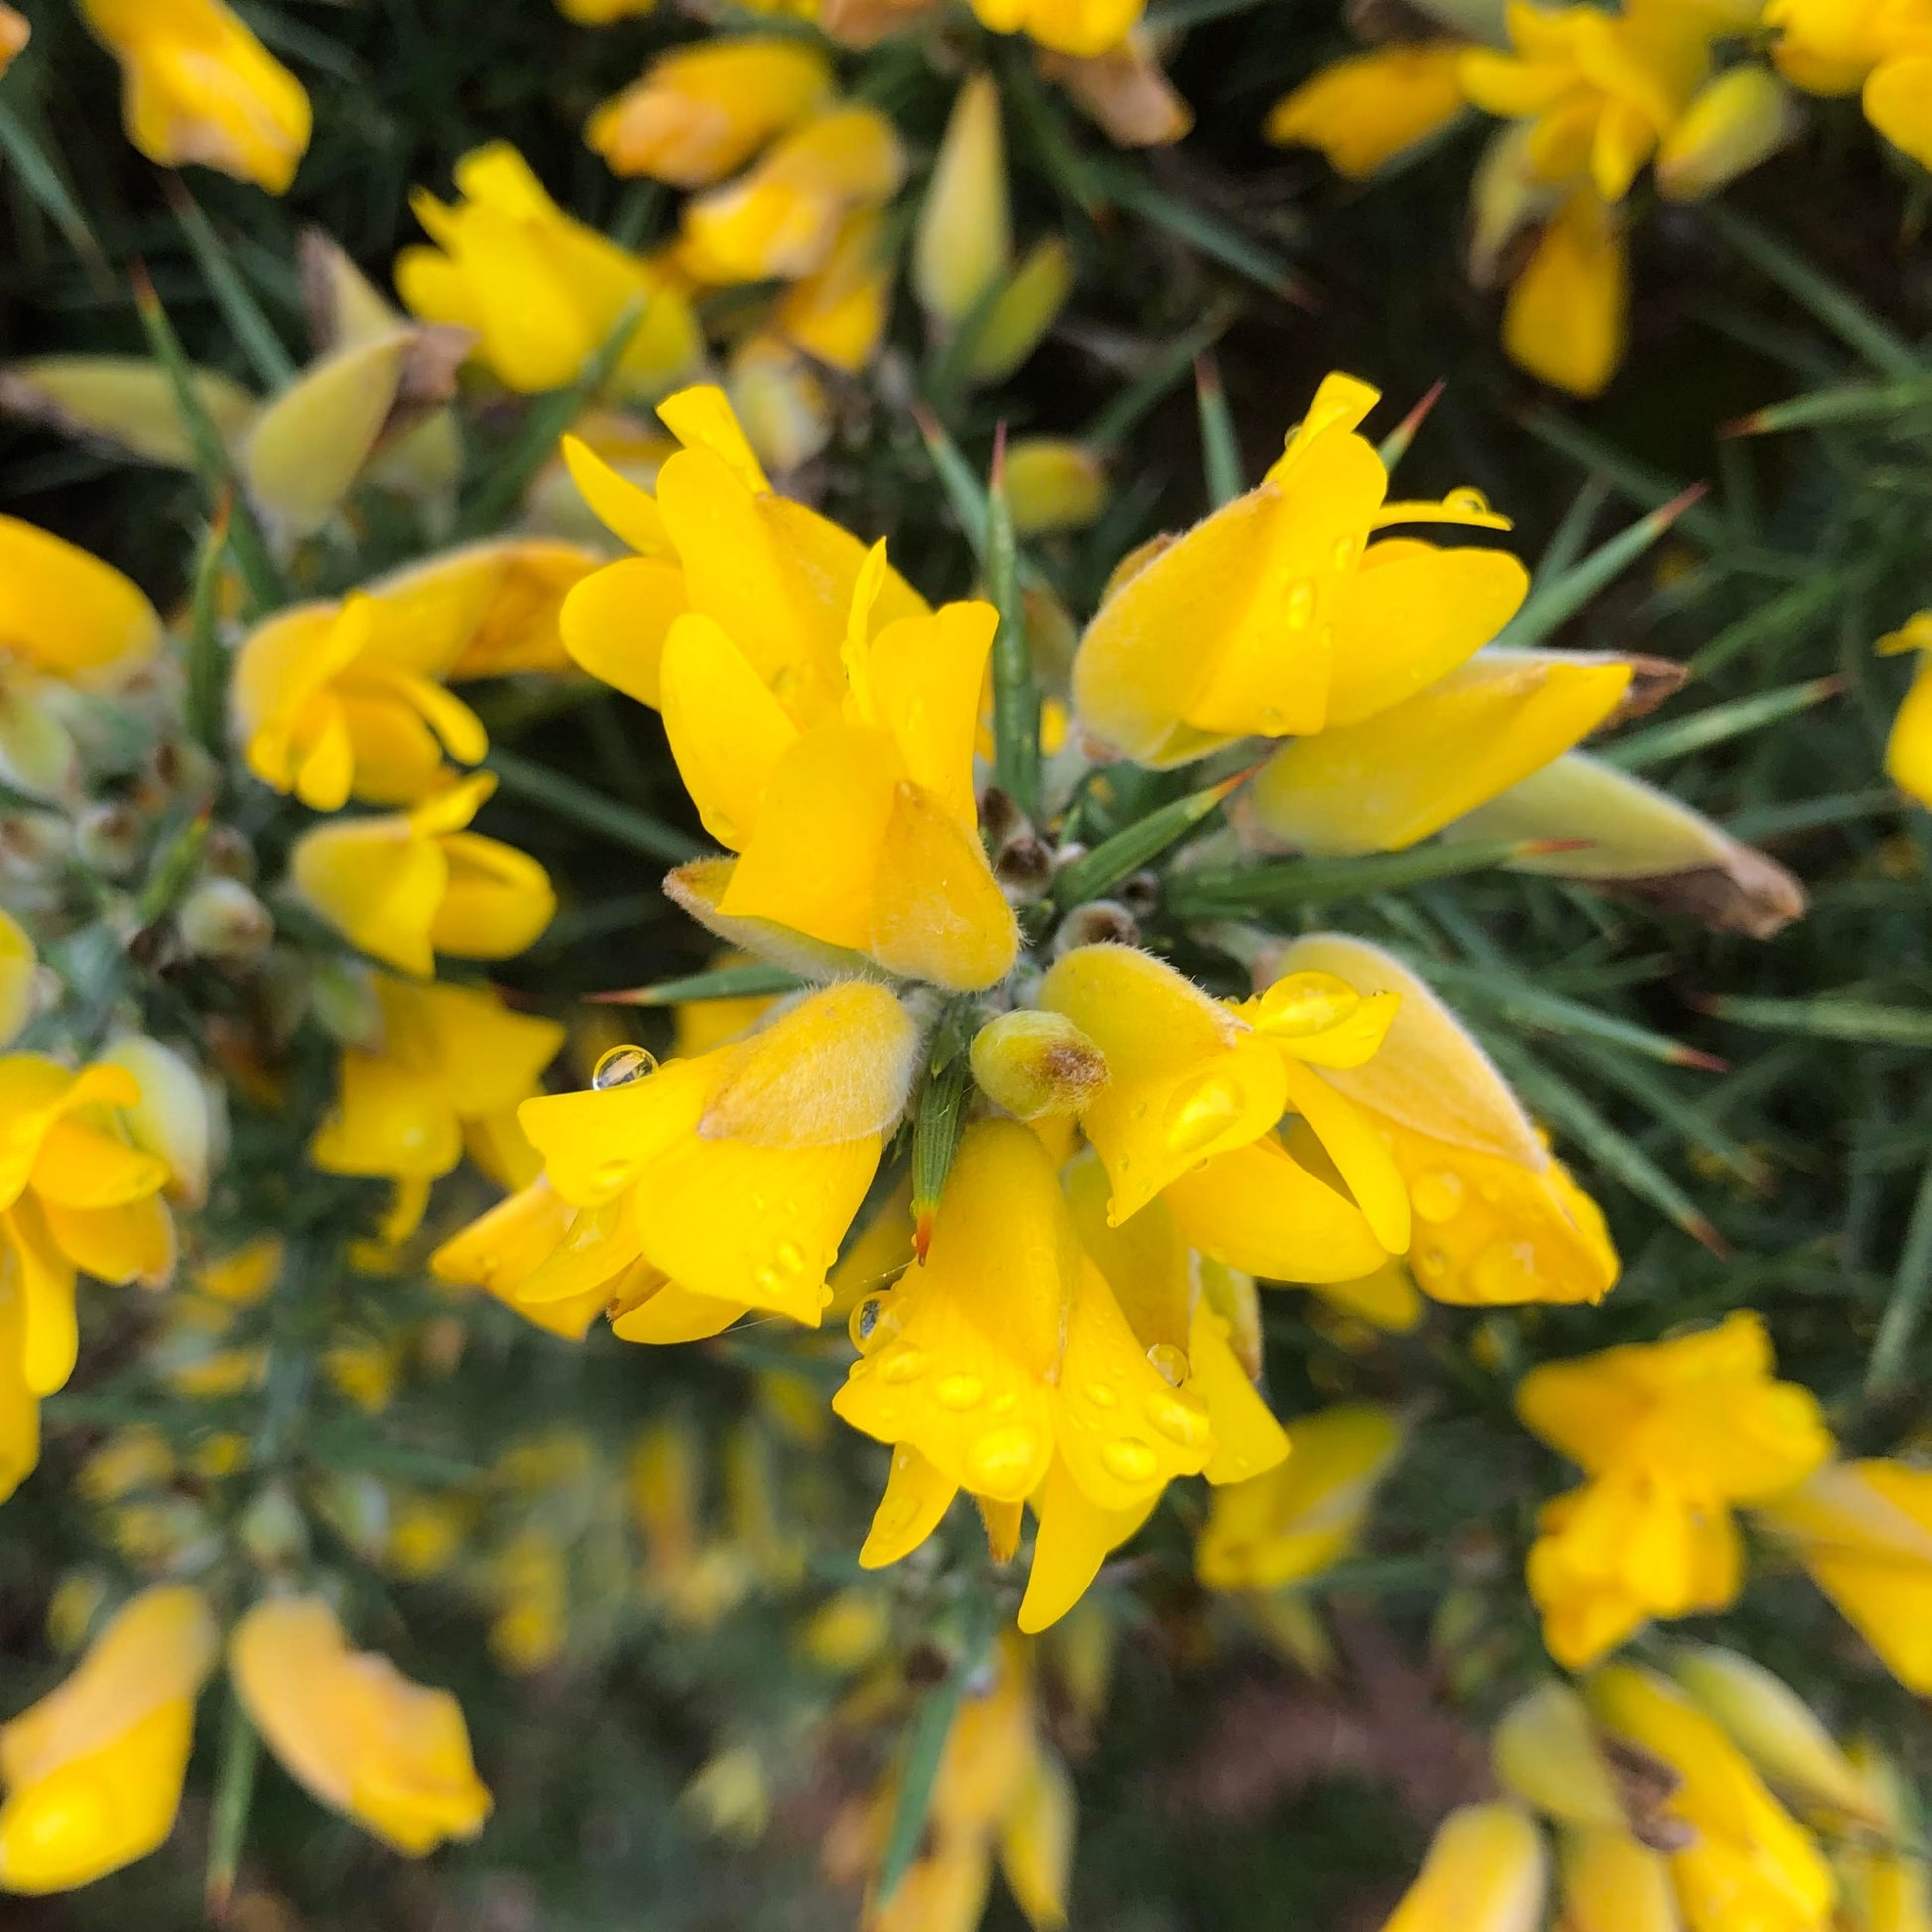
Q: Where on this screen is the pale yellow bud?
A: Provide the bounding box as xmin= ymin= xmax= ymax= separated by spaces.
xmin=965 ymin=237 xmax=1074 ymax=383
xmin=683 ymin=1745 xmax=771 ymax=1843
xmin=725 ymin=334 xmax=832 ymax=477
xmin=970 ymin=1008 xmax=1109 ymax=1119
xmin=1003 ymin=439 xmax=1107 ymax=535
xmin=176 ymin=875 xmax=273 ymax=960
xmin=915 ymin=72 xmax=1012 ymax=324
xmin=99 ymin=1032 xmax=225 ymax=1210
xmin=0 ymin=906 xmax=35 ymax=1049
xmin=1657 ymin=66 xmax=1803 ymax=201
xmin=0 ymin=356 xmax=258 ymax=471
xmin=1491 ymin=1682 xmax=1626 ymax=1830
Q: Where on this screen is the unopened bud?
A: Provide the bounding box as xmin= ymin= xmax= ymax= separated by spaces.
xmin=0 ymin=812 xmax=74 ymax=876
xmin=915 ymin=72 xmax=1011 ymax=324
xmin=311 ymin=957 xmax=384 ymax=1047
xmin=314 ymin=1470 xmax=392 ymax=1563
xmin=970 ymin=1009 xmax=1108 ymax=1119
xmin=994 ymin=830 xmax=1056 ymax=902
xmin=201 ymin=823 xmax=257 ymax=885
xmin=147 ymin=736 xmax=220 ymax=811
xmin=73 ymin=803 xmax=144 ymax=878
xmin=1003 ymin=438 xmax=1107 ymax=536
xmin=1117 ymin=869 xmax=1160 ymax=918
xmin=176 ymin=875 xmax=273 ymax=960
xmin=1657 ymin=68 xmax=1802 ymax=202
xmin=964 ymin=237 xmax=1073 ymax=384
xmin=726 ymin=333 xmax=831 ymax=476
xmin=239 ymin=1481 xmax=310 ymax=1570
xmin=978 ymin=784 xmax=1029 ymax=849
xmin=99 ymin=1032 xmax=225 ymax=1209
xmin=1053 ymin=899 xmax=1139 ymax=955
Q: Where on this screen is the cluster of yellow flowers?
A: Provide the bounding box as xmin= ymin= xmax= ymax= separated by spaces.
xmin=1271 ymin=0 xmax=1932 ymax=395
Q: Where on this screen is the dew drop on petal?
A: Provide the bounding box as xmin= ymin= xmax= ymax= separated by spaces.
xmin=849 ymin=1295 xmax=889 ymax=1350
xmin=1084 ymin=1381 xmax=1118 ymax=1408
xmin=1100 ymin=1438 xmax=1159 ymax=1482
xmin=775 ymin=1240 xmax=805 ymax=1274
xmin=1445 ymin=486 xmax=1492 ymax=517
xmin=1145 ymin=1392 xmax=1209 ymax=1448
xmin=592 ymin=1045 xmax=658 ymax=1091
xmin=935 ymin=1373 xmax=985 ymax=1411
xmin=1412 ymin=1172 xmax=1464 ymax=1224
xmin=878 ymin=1345 xmax=928 ymax=1385
xmin=1285 ymin=581 xmax=1315 ymax=630
xmin=1471 ymin=1239 xmax=1539 ymax=1302
xmin=1165 ymin=1073 xmax=1244 ymax=1157
xmin=1145 ymin=1342 xmax=1189 ymax=1388
xmin=966 ymin=1425 xmax=1042 ymax=1491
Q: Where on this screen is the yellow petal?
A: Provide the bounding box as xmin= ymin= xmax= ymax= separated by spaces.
xmin=1504 ymin=190 xmax=1628 ymax=400
xmin=292 ymin=817 xmax=447 ymax=977
xmin=1864 ymin=55 xmax=1932 ymax=169
xmin=1164 ymin=1136 xmax=1389 ymax=1284
xmin=657 ymin=382 xmax=772 ymax=494
xmin=914 ymin=72 xmax=1011 ymax=325
xmin=0 ymin=355 xmax=258 ymax=471
xmin=1017 ymin=1458 xmax=1153 ymax=1633
xmin=428 ymin=832 xmax=556 ymax=961
xmin=1657 ymin=66 xmax=1803 ymax=198
xmin=1381 ymin=1804 xmax=1547 ymax=1932
xmin=1190 ymin=1300 xmax=1290 ymax=1486
xmin=1265 ymin=45 xmax=1470 ymax=177
xmin=859 ymin=1442 xmax=959 ymax=1567
xmin=869 ymin=600 xmax=999 ymax=827
xmin=1492 ymin=1681 xmax=1627 ymax=1830
xmin=1556 ymin=1826 xmax=1680 ymax=1932
xmin=0 ymin=515 xmax=161 ymax=681
xmin=867 ymin=780 xmax=1020 ymax=992
xmin=657 ymin=611 xmax=801 ymax=848
xmin=1279 ymin=1058 xmax=1411 ymax=1253
xmin=560 ymin=434 xmax=674 ymax=555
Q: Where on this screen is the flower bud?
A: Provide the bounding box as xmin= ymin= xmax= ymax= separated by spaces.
xmin=965 ymin=238 xmax=1074 ymax=384
xmin=1003 ymin=439 xmax=1107 ymax=535
xmin=310 ymin=956 xmax=384 ymax=1047
xmin=1491 ymin=1682 xmax=1625 ymax=1830
xmin=970 ymin=1009 xmax=1109 ymax=1120
xmin=176 ymin=874 xmax=274 ymax=960
xmin=1657 ymin=67 xmax=1803 ymax=202
xmin=915 ymin=73 xmax=1011 ymax=324
xmin=0 ymin=356 xmax=257 ymax=472
xmin=99 ymin=1032 xmax=225 ymax=1208
xmin=726 ymin=334 xmax=832 ymax=476
xmin=684 ymin=1744 xmax=772 ymax=1843
xmin=72 ymin=804 xmax=143 ymax=878
xmin=239 ymin=1481 xmax=310 ymax=1570
xmin=1052 ymin=900 xmax=1140 ymax=955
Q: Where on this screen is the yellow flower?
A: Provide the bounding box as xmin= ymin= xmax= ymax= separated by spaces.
xmin=230 ymin=1595 xmax=492 ymax=1855
xmin=396 ymin=143 xmax=703 ymax=396
xmin=587 ymin=38 xmax=834 ymax=185
xmin=1070 ymin=372 xmax=1526 ymax=768
xmin=1379 ymin=1803 xmax=1548 ymax=1932
xmin=837 ymin=1119 xmax=1225 ymax=1624
xmin=1587 ymin=1662 xmax=1836 ymax=1932
xmin=1836 ymin=1741 xmax=1932 ymax=1932
xmin=725 ymin=332 xmax=833 ymax=475
xmin=1516 ymin=1311 xmax=1832 ymax=1667
xmin=0 ymin=515 xmax=163 ymax=801
xmin=291 ymin=772 xmax=557 ymax=977
xmin=310 ymin=975 xmax=564 ymax=1241
xmin=1754 ymin=1457 xmax=1932 ymax=1693
xmin=236 ymin=540 xmax=598 ymax=810
xmin=1037 ymin=943 xmax=1404 ymax=1271
xmin=0 ymin=1585 xmax=217 ymax=1893
xmin=0 ymin=910 xmax=35 ymax=1054
xmin=505 ymin=980 xmax=922 ymax=1333
xmin=1459 ymin=0 xmax=1716 ymax=204
xmin=1878 ymin=611 xmax=1932 ymax=809
xmin=1767 ymin=0 xmax=1932 ymax=167
xmin=775 ymin=209 xmax=896 ymax=372
xmin=97 ymin=1033 xmax=223 ymax=1211
xmin=1277 ymin=935 xmax=1620 ymax=1306
xmin=866 ymin=1640 xmax=1074 ymax=1932
xmin=1503 ymin=186 xmax=1628 ymax=398
xmin=968 ymin=0 xmax=1143 ymax=59
xmin=915 ymin=74 xmax=1011 ymax=325
xmin=1196 ymin=1402 xmax=1402 ymax=1590
xmin=0 ymin=9 xmax=26 ymax=77
xmin=432 ymin=1175 xmax=625 ymax=1340
xmin=1656 ymin=65 xmax=1804 ymax=197
xmin=0 ymin=1057 xmax=176 ymax=1484
xmin=76 ymin=0 xmax=311 ymax=193
xmin=679 ymin=107 xmax=906 ymax=284
xmin=1002 ymin=440 xmax=1107 ymax=536
xmin=1265 ymin=45 xmax=1471 ymax=178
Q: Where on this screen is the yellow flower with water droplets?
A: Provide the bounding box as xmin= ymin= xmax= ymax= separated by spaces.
xmin=396 ymin=143 xmax=703 ymax=397
xmin=1196 ymin=1401 xmax=1402 ymax=1590
xmin=1039 ymin=942 xmax=1404 ymax=1270
xmin=230 ymin=1594 xmax=492 ymax=1855
xmin=587 ymin=38 xmax=834 ymax=186
xmin=1516 ymin=1311 xmax=1832 ymax=1667
xmin=0 ymin=1585 xmax=217 ymax=1893
xmin=679 ymin=106 xmax=906 ymax=284
xmin=501 ymin=980 xmax=921 ymax=1334
xmin=291 ymin=772 xmax=556 ymax=977
xmin=1587 ymin=1662 xmax=1836 ymax=1932
xmin=236 ymin=539 xmax=599 ymax=810
xmin=1278 ymin=934 xmax=1619 ymax=1306
xmin=310 ymin=975 xmax=564 ymax=1244
xmin=1266 ymin=44 xmax=1471 ymax=177
xmin=77 ymin=0 xmax=311 ymax=193
xmin=1755 ymin=1457 xmax=1932 ymax=1693
xmin=1070 ymin=372 xmax=1526 ymax=768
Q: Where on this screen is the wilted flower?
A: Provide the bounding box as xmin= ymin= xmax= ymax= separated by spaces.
xmin=291 ymin=773 xmax=557 ymax=976
xmin=588 ymin=38 xmax=834 ymax=185
xmin=1516 ymin=1311 xmax=1832 ymax=1666
xmin=0 ymin=1585 xmax=217 ymax=1893
xmin=76 ymin=0 xmax=311 ymax=193
xmin=397 ymin=144 xmax=703 ymax=396
xmin=1070 ymin=372 xmax=1525 ymax=767
xmin=230 ymin=1594 xmax=492 ymax=1854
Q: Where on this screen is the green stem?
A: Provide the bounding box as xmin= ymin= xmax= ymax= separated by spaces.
xmin=484 ymin=748 xmax=699 ymax=864
xmin=1869 ymin=1155 xmax=1932 ymax=1396
xmin=987 ymin=441 xmax=1040 ymax=817
xmin=205 ymin=1688 xmax=261 ymax=1921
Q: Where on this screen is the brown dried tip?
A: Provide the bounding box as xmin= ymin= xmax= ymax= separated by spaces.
xmin=1604 ymin=847 xmax=1809 ymax=942
xmin=1603 ymin=655 xmax=1690 ymax=727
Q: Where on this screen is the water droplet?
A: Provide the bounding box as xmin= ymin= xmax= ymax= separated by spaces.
xmin=1471 ymin=1239 xmax=1539 ymax=1302
xmin=1412 ymin=1171 xmax=1464 ymax=1224
xmin=1413 ymin=1245 xmax=1449 ymax=1285
xmin=1285 ymin=580 xmax=1315 ymax=630
xmin=1100 ymin=1438 xmax=1159 ymax=1482
xmin=1146 ymin=1342 xmax=1190 ymax=1387
xmin=1165 ymin=1072 xmax=1244 ymax=1157
xmin=589 ymin=1159 xmax=632 ymax=1197
xmin=878 ymin=1346 xmax=928 ymax=1385
xmin=775 ymin=1240 xmax=805 ymax=1274
xmin=755 ymin=1266 xmax=782 ymax=1297
xmin=1331 ymin=535 xmax=1360 ymax=570
xmin=849 ymin=1295 xmax=889 ymax=1350
xmin=1445 ymin=486 xmax=1492 ymax=518
xmin=1146 ymin=1392 xmax=1209 ymax=1448
xmin=966 ymin=1424 xmax=1042 ymax=1490
xmin=935 ymin=1373 xmax=985 ymax=1411
xmin=592 ymin=1045 xmax=658 ymax=1091
xmin=1084 ymin=1381 xmax=1118 ymax=1408
xmin=1253 ymin=972 xmax=1357 ymax=1038
xmin=1479 ymin=1176 xmax=1504 ymax=1204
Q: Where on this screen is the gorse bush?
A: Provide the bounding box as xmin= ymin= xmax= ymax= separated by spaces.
xmin=0 ymin=1 xmax=1927 ymax=1929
